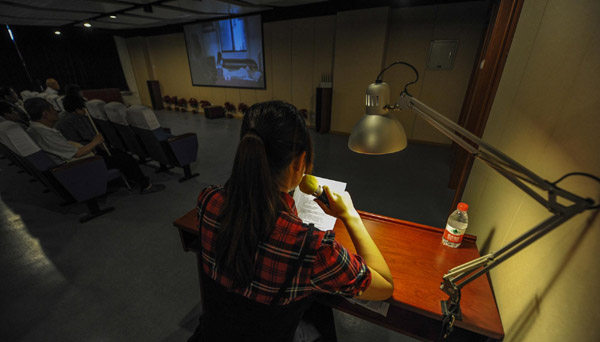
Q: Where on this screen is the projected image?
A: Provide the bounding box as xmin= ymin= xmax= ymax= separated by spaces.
xmin=184 ymin=15 xmax=265 ymax=89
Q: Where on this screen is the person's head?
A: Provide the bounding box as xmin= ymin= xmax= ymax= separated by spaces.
xmin=64 ymin=84 xmax=81 ymax=97
xmin=45 ymin=78 xmax=60 ymax=91
xmin=63 ymin=95 xmax=86 ymax=115
xmin=1 ymin=87 xmax=18 ymax=103
xmin=217 ymin=101 xmax=313 ymax=286
xmin=24 ymin=97 xmax=59 ymax=125
xmin=240 ymin=101 xmax=313 ymax=190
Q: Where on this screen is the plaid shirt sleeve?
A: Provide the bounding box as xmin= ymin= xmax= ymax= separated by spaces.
xmin=310 ymin=230 xmax=371 ymax=297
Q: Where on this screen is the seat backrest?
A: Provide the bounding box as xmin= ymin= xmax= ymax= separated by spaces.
xmin=199 ymin=272 xmax=310 ymax=342
xmin=125 ymin=105 xmax=161 ymax=131
xmin=104 ymin=102 xmax=129 ymax=126
xmin=20 ymin=90 xmax=33 ymax=100
xmin=104 ymin=102 xmax=147 ymax=158
xmin=126 ymin=105 xmax=171 ymax=164
xmin=56 ymin=95 xmax=65 ymax=111
xmin=85 ymin=99 xmax=108 ymax=120
xmin=85 ymin=99 xmax=127 ymax=149
xmin=0 ymin=121 xmax=42 ymax=158
xmin=0 ymin=121 xmax=56 ymax=172
xmin=46 ymin=94 xmax=60 ymax=110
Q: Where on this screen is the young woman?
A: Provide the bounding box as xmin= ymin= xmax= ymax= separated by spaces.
xmin=194 ymin=101 xmax=393 ymax=341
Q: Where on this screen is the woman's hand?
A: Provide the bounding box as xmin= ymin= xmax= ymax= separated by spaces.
xmin=315 ymin=185 xmax=394 ymax=301
xmin=314 ymin=185 xmax=360 ymax=222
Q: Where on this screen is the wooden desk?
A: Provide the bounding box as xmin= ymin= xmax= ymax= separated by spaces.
xmin=173 ymin=210 xmax=503 ymax=342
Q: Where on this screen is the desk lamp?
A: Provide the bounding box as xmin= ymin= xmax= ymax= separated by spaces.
xmin=348 ymin=61 xmax=599 ymax=338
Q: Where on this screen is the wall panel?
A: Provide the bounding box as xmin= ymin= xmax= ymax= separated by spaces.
xmin=270 ymin=21 xmax=293 ymax=103
xmin=291 ymin=17 xmax=315 ymax=112
xmin=330 ymin=7 xmax=391 ymax=134
xmin=385 ymin=2 xmax=488 ymax=144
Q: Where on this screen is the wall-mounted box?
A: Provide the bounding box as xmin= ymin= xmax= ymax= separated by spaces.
xmin=427 ymin=40 xmax=459 ymax=70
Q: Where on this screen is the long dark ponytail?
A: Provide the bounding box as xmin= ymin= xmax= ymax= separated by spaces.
xmin=216 ymin=101 xmax=313 ymax=287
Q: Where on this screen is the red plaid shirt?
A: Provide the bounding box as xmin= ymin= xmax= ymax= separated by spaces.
xmin=196 ymin=186 xmax=371 ymax=305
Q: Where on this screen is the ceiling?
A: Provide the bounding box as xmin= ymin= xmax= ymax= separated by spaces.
xmin=0 ymin=0 xmax=329 ymax=30
xmin=0 ymin=0 xmax=480 ymax=31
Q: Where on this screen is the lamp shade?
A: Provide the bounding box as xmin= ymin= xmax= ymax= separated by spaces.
xmin=348 ymin=81 xmax=408 ymax=154
xmin=348 ymin=114 xmax=407 ymax=154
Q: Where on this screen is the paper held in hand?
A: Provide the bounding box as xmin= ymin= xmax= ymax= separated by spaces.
xmin=292 ymin=175 xmax=346 ymax=231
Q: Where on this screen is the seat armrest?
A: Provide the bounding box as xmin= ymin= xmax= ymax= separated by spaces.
xmin=51 ymin=156 xmax=103 ymax=172
xmin=167 ymin=132 xmax=195 ymax=143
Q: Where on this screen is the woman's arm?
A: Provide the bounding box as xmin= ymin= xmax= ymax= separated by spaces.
xmin=316 ymin=186 xmax=394 ymax=301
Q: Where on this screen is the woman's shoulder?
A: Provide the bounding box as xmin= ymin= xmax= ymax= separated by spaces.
xmin=197 ymin=185 xmax=225 ymax=218
xmin=197 ymin=185 xmax=224 ymax=204
xmin=274 ymin=209 xmax=334 ymax=250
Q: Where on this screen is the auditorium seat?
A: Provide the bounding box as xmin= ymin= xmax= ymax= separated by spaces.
xmin=0 ymin=121 xmax=117 ymax=222
xmin=125 ymin=105 xmax=199 ymax=182
xmin=104 ymin=102 xmax=148 ymax=161
xmin=56 ymin=95 xmax=65 ymax=111
xmin=0 ymin=133 xmax=34 ymax=177
xmin=20 ymin=90 xmax=34 ymax=101
xmin=46 ymin=94 xmax=61 ymax=111
xmin=85 ymin=99 xmax=126 ymax=151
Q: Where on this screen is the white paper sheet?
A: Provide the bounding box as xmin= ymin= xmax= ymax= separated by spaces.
xmin=292 ymin=175 xmax=346 ymax=231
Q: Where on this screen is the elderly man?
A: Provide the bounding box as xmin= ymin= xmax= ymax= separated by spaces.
xmin=25 ymin=97 xmax=165 ymax=194
xmin=44 ymin=78 xmax=60 ymax=95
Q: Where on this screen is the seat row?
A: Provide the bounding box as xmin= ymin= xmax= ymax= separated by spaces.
xmin=85 ymin=100 xmax=199 ymax=182
xmin=20 ymin=90 xmax=65 ymax=112
xmin=0 ymin=121 xmax=119 ymax=222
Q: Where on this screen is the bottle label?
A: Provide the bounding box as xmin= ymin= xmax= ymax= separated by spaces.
xmin=443 ymin=224 xmax=464 ymax=244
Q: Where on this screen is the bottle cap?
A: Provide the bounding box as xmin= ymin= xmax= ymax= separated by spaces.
xmin=458 ymin=202 xmax=468 ymax=211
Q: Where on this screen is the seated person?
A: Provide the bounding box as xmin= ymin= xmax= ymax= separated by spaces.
xmin=63 ymin=83 xmax=85 ymax=100
xmin=0 ymin=101 xmax=29 ymax=129
xmin=24 ymin=98 xmax=165 ymax=194
xmin=0 ymin=87 xmax=30 ymax=126
xmin=55 ymin=95 xmax=96 ymax=144
xmin=191 ymin=101 xmax=393 ymax=341
xmin=44 ymin=78 xmax=60 ymax=95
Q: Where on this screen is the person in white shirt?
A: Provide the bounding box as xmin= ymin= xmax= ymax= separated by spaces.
xmin=44 ymin=78 xmax=60 ymax=95
xmin=24 ymin=97 xmax=165 ymax=194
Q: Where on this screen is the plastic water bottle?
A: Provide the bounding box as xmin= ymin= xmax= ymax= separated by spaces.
xmin=442 ymin=203 xmax=469 ymax=248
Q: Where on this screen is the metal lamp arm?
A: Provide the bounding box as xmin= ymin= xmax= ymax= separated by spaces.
xmin=388 ymin=91 xmax=595 ymax=309
xmin=392 ymin=93 xmax=593 ymax=211
xmin=443 ymin=204 xmax=585 ymax=301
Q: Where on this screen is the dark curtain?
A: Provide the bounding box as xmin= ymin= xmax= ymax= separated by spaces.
xmin=0 ymin=26 xmax=128 ymax=94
